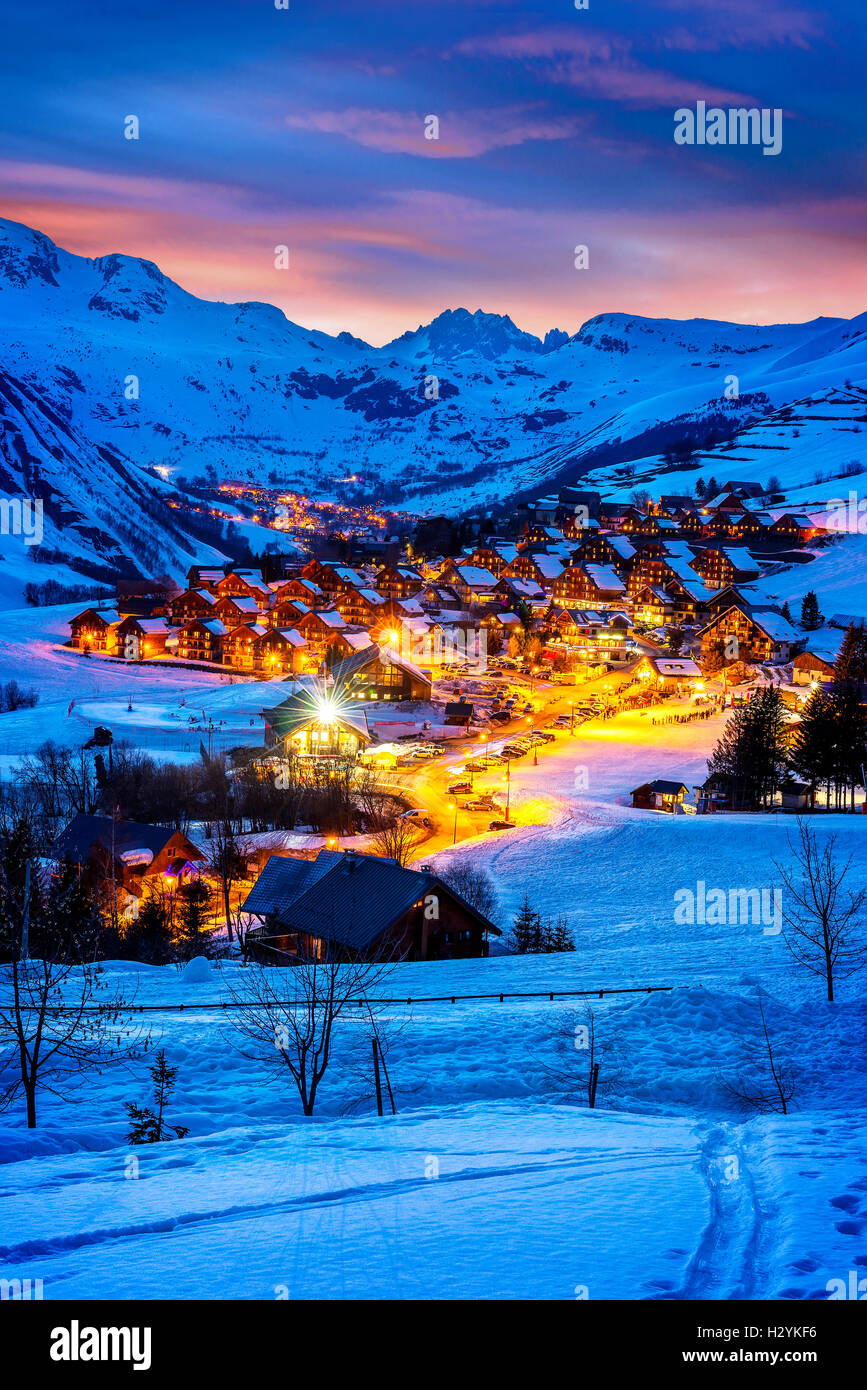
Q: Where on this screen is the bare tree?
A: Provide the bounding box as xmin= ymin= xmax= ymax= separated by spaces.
xmin=371 ymin=816 xmax=424 ymax=867
xmin=542 ymin=1005 xmax=623 ymax=1108
xmin=224 ymin=945 xmax=396 ymax=1116
xmin=720 ymin=992 xmax=796 ymax=1115
xmin=774 ymin=819 xmax=866 ymax=1002
xmin=0 ymin=877 xmax=151 ymax=1128
xmin=437 ymin=861 xmax=498 ymax=923
xmin=211 ymin=814 xmax=245 ymax=945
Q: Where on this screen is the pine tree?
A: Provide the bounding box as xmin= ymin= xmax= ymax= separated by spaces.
xmin=707 ymin=687 xmax=789 ymax=809
xmin=510 ymin=894 xmax=544 ymax=953
xmin=800 ymin=591 xmax=822 ymax=631
xmin=176 ymin=877 xmax=213 ymax=958
xmin=125 ymin=1049 xmax=188 ymax=1144
xmin=124 ymin=894 xmax=176 ymax=964
xmin=543 ymin=915 xmax=576 ymax=953
xmin=834 ymin=622 xmax=867 ymax=685
xmin=780 ymin=601 xmax=792 ymax=623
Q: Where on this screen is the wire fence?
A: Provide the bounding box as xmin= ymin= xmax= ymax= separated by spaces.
xmin=36 ymin=983 xmax=680 ymax=1013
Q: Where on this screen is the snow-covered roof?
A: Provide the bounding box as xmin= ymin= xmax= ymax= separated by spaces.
xmin=648 ymin=657 xmax=702 ymax=678
xmin=752 ymin=611 xmax=800 ymax=642
xmin=584 ymin=564 xmax=625 ymax=592
xmin=449 ymin=564 xmax=499 ymax=588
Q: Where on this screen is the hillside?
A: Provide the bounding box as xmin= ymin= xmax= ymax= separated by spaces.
xmin=2 ymin=215 xmax=867 ymax=586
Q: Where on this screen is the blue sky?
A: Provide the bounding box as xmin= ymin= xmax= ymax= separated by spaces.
xmin=0 ymin=0 xmax=864 ymax=340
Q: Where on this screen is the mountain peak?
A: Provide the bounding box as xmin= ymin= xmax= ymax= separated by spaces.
xmin=384 ymin=306 xmax=549 ymax=361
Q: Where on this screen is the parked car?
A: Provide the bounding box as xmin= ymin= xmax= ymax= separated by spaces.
xmin=400 ymin=809 xmax=432 ymax=828
xmin=490 ymin=710 xmax=511 ymax=723
xmin=501 ymin=745 xmax=526 ymax=759
xmin=447 ymin=781 xmax=472 ymax=795
xmin=488 ymin=820 xmax=513 ymax=831
xmin=465 ymin=798 xmax=499 ymax=812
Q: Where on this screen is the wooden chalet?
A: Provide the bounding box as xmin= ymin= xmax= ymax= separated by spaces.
xmin=212 ymin=594 xmax=263 ymax=628
xmin=327 ymin=642 xmax=432 ymax=701
xmin=334 ymin=587 xmax=387 ymax=627
xmin=272 ymin=577 xmax=325 ymax=609
xmin=176 ymin=618 xmax=228 ymax=664
xmin=632 ymin=586 xmax=675 ymax=628
xmin=551 ymin=563 xmax=626 ymax=608
xmin=631 ymin=780 xmax=688 ymax=812
xmin=114 ymin=615 xmax=171 ymax=659
xmin=224 ymin=622 xmax=270 ymax=671
xmin=438 ymin=562 xmax=500 ymax=606
xmin=262 ymin=687 xmax=371 ymax=760
xmin=68 ymin=607 xmax=122 ymax=654
xmin=168 ymin=588 xmax=218 ymax=627
xmin=254 ymin=626 xmax=307 ymax=676
xmin=374 ymin=564 xmax=424 ymax=599
xmin=698 ymin=606 xmax=801 ymax=664
xmin=186 ymin=565 xmax=225 ymax=593
xmin=690 ymin=547 xmax=760 ymax=590
xmin=270 ymin=598 xmax=310 ymax=628
xmin=54 ymin=813 xmax=206 ymax=919
xmin=637 ymin=655 xmax=703 ymax=692
xmin=242 ymin=848 xmax=500 ymax=963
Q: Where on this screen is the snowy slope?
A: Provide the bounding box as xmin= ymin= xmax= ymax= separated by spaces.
xmin=2 ymin=216 xmax=867 ymax=539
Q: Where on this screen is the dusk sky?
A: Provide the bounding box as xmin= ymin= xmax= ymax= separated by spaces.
xmin=1 ymin=0 xmax=865 ymax=342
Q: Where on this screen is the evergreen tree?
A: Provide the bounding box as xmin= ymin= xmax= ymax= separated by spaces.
xmin=800 ymin=591 xmax=822 ymax=631
xmin=125 ymin=1049 xmax=188 ymax=1144
xmin=176 ymin=877 xmax=213 ymax=958
xmin=510 ymin=894 xmax=544 ymax=953
xmin=707 ymin=688 xmax=789 ymax=809
xmin=834 ymin=622 xmax=867 ymax=685
xmin=124 ymin=894 xmax=176 ymax=964
xmin=543 ymin=915 xmax=576 ymax=953
xmin=694 ymin=477 xmax=706 ymax=498
xmin=780 ymin=601 xmax=792 ymax=624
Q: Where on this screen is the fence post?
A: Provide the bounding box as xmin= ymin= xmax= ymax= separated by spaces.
xmin=372 ymin=1037 xmax=383 ymax=1117
xmin=589 ymin=1062 xmax=600 ymax=1109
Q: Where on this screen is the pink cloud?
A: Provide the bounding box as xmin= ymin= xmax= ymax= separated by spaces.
xmin=454 ymin=28 xmax=755 ymax=107
xmin=285 ymin=106 xmax=584 ymax=157
xmin=653 ymin=0 xmax=825 ymax=51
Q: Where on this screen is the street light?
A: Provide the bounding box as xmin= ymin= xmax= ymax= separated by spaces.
xmin=448 ymin=801 xmax=457 ymax=844
xmin=569 ymin=699 xmax=574 ymax=734
xmin=501 ymin=765 xmax=511 ymax=822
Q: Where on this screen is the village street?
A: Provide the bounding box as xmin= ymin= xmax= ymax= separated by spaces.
xmin=398 ymin=657 xmax=698 ymax=862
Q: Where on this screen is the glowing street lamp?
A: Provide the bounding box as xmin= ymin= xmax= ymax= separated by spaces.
xmin=501 ymin=765 xmax=511 ymax=822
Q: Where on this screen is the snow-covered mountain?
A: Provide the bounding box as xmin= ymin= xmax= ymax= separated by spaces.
xmin=1 ymin=214 xmax=866 ymax=585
